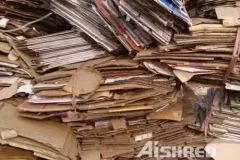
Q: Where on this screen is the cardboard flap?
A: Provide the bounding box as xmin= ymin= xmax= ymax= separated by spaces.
xmin=173 ymin=70 xmax=194 ymax=83
xmin=0 ymin=80 xmax=18 ymax=101
xmin=64 ymin=68 xmax=102 ymax=96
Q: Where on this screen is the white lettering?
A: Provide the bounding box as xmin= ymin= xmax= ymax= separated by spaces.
xmin=136 ymin=141 xmax=153 ymax=157
xmin=160 ymin=146 xmax=172 ymax=158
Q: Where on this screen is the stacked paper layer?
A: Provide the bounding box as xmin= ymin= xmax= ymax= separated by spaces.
xmin=208 ymin=89 xmax=240 ymax=143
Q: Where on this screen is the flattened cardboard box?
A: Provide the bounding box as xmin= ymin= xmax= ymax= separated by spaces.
xmin=0 ymin=105 xmax=78 ymax=160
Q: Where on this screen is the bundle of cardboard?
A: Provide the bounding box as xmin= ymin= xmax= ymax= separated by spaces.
xmin=0 ymin=0 xmax=72 ymax=102
xmin=18 ymin=49 xmax=178 ymax=119
xmin=135 ymin=1 xmax=240 ymax=90
xmin=208 ymin=89 xmax=240 ymax=142
xmin=17 ymin=29 xmax=107 ymax=73
xmin=19 ymin=92 xmax=212 ymax=160
xmin=0 ymin=33 xmax=34 ymax=104
xmin=0 ymin=104 xmax=78 ymax=160
xmin=13 ymin=27 xmax=214 ymax=159
xmin=49 ymin=0 xmax=191 ymax=52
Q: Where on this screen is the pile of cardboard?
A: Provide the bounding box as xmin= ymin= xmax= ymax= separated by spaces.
xmin=0 ymin=0 xmax=72 ymax=102
xmin=0 ymin=32 xmax=33 ymax=103
xmin=207 ymin=89 xmax=240 ymax=142
xmin=0 ymin=104 xmax=78 ymax=160
xmin=17 ymin=29 xmax=107 ymax=73
xmin=135 ymin=1 xmax=240 ymax=90
xmin=0 ymin=1 xmax=78 ymax=159
xmin=18 ymin=86 xmax=212 ymax=159
xmin=0 ymin=0 xmax=237 ymax=160
xmin=16 ymin=32 xmax=183 ymax=159
xmin=49 ymin=0 xmax=191 ymax=52
xmin=178 ymin=1 xmax=240 ymax=138
xmin=13 ymin=24 xmax=212 ymax=159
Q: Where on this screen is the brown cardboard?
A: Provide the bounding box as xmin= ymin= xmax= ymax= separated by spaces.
xmin=206 ymin=139 xmax=240 ymax=160
xmin=79 ymin=150 xmax=101 ymax=160
xmin=191 ymin=18 xmax=221 ymax=26
xmin=111 ymin=119 xmax=127 ymax=130
xmin=0 ymin=130 xmax=18 ymax=140
xmin=0 ymin=105 xmax=78 ymax=160
xmin=95 ymin=58 xmax=139 ymax=68
xmin=87 ymin=104 xmax=158 ymax=114
xmin=147 ymin=103 xmax=183 ymax=121
xmin=0 ymin=55 xmax=19 ymax=67
xmin=0 ymin=145 xmax=37 ymax=160
xmin=0 ymin=136 xmax=68 ymax=160
xmin=81 ymin=91 xmax=111 ymax=100
xmin=101 ymin=69 xmax=147 ymax=77
xmin=100 ymin=146 xmax=134 ymax=159
xmin=8 ymin=50 xmax=19 ymax=61
xmin=62 ymin=56 xmax=114 ymax=70
xmin=0 ymin=42 xmax=11 ymax=54
xmin=173 ymin=70 xmax=194 ymax=83
xmin=33 ymin=152 xmax=56 ymax=160
xmin=0 ymin=80 xmax=18 ymax=100
xmin=19 ymin=101 xmax=73 ymax=112
xmin=35 ymin=70 xmax=75 ymax=82
xmin=216 ymin=7 xmax=240 ymax=26
xmin=43 ymin=77 xmax=71 ymax=85
xmin=97 ymin=83 xmax=152 ymax=91
xmin=19 ymin=112 xmax=64 ymax=120
xmin=135 ymin=47 xmax=158 ymax=58
xmin=64 ymin=68 xmax=102 ymax=96
xmin=36 ymin=90 xmax=71 ymax=97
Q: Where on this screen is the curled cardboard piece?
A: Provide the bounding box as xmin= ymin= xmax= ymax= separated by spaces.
xmin=173 ymin=70 xmax=194 ymax=83
xmin=8 ymin=50 xmax=19 ymax=61
xmin=64 ymin=68 xmax=102 ymax=96
xmin=0 ymin=80 xmax=18 ymax=101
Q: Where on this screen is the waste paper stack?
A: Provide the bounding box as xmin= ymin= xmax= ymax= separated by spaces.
xmin=135 ymin=0 xmax=240 ymax=91
xmin=208 ymin=89 xmax=240 ymax=142
xmin=50 ymin=0 xmax=191 ymax=52
xmin=0 ymin=0 xmax=71 ymax=102
xmin=16 ymin=30 xmax=182 ymax=159
xmin=17 ymin=30 xmax=107 ymax=73
xmin=0 ymin=0 xmax=240 ymax=160
xmin=0 ymin=104 xmax=78 ymax=160
xmin=158 ymin=21 xmax=238 ymax=86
